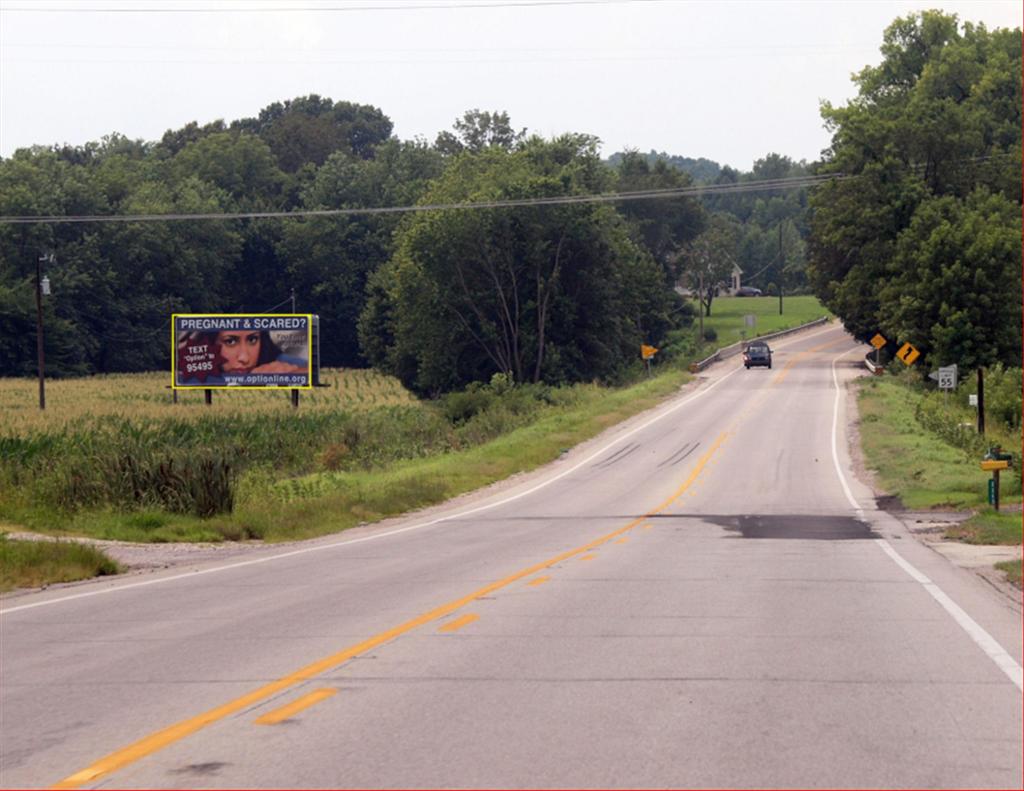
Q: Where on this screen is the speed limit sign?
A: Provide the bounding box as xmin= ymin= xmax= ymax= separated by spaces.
xmin=937 ymin=365 xmax=957 ymax=390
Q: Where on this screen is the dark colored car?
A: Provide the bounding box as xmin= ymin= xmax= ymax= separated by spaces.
xmin=743 ymin=341 xmax=772 ymax=369
xmin=735 ymin=286 xmax=763 ymax=297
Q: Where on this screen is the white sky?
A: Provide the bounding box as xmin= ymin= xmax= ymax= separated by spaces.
xmin=1 ymin=0 xmax=1020 ymax=170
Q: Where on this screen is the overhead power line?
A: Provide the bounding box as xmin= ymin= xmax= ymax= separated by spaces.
xmin=0 ymin=173 xmax=848 ymax=226
xmin=1 ymin=0 xmax=653 ymax=13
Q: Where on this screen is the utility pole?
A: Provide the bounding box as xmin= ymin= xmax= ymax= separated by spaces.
xmin=977 ymin=368 xmax=985 ymax=435
xmin=778 ymin=223 xmax=784 ymax=316
xmin=290 ymin=288 xmax=296 ymax=313
xmin=698 ymin=271 xmax=704 ymax=343
xmin=35 ymin=253 xmax=53 ymax=411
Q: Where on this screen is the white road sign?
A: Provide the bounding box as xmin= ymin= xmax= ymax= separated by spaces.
xmin=937 ymin=364 xmax=957 ymax=390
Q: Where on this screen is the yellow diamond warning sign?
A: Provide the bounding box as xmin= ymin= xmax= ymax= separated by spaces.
xmin=896 ymin=342 xmax=920 ymax=366
xmin=641 ymin=344 xmax=659 ymax=360
xmin=870 ymin=333 xmax=886 ymax=350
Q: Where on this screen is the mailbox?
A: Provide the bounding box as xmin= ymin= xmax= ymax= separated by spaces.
xmin=980 ymin=447 xmax=1013 ymax=510
xmin=983 ymin=447 xmax=1014 ymax=466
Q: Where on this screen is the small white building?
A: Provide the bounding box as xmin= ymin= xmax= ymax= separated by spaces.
xmin=677 ymin=263 xmax=744 ymax=297
xmin=671 ymin=262 xmax=745 ymax=297
xmin=726 ymin=263 xmax=743 ymax=295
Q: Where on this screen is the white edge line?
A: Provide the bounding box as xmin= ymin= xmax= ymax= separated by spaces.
xmin=829 ymin=348 xmax=1023 ymax=692
xmin=1 ymin=323 xmax=838 ymax=616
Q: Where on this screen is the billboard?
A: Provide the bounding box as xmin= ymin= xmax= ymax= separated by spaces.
xmin=172 ymin=314 xmax=313 ymax=389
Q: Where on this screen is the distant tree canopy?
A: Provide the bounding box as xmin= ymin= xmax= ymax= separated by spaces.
xmin=606 ymin=151 xmax=721 ymax=184
xmin=359 ymin=136 xmax=685 ymax=395
xmin=612 ymin=150 xmax=706 ymax=286
xmin=232 ymin=95 xmax=394 ymax=171
xmin=607 ymin=149 xmax=814 ymax=295
xmin=0 ymin=103 xmax=688 ymax=387
xmin=807 ymin=10 xmax=1022 ymax=370
xmin=434 ymin=109 xmax=527 ymax=157
xmin=0 ymin=96 xmax=397 ymax=375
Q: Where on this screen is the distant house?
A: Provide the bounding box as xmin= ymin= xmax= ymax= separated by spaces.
xmin=675 ymin=262 xmax=744 ymax=297
xmin=725 ymin=263 xmax=743 ymax=295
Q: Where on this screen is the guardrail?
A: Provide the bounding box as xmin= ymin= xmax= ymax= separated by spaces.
xmin=864 ymin=354 xmax=885 ymax=375
xmin=688 ymin=316 xmax=832 ymax=374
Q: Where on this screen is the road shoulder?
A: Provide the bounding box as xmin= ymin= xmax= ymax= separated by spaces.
xmin=843 ymin=372 xmax=1022 ymax=608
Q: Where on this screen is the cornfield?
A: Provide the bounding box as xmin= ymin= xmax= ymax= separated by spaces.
xmin=0 ymin=368 xmax=416 ymax=437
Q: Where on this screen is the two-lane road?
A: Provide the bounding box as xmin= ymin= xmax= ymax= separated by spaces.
xmin=2 ymin=324 xmax=1021 ymax=788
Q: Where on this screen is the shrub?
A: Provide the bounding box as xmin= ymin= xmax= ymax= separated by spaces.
xmin=915 ymin=391 xmax=1022 ymax=494
xmin=440 ymin=387 xmax=496 ymax=425
xmin=965 ymin=365 xmax=1021 ymax=431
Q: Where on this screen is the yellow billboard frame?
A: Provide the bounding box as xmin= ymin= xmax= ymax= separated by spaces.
xmin=170 ymin=313 xmax=314 ymax=390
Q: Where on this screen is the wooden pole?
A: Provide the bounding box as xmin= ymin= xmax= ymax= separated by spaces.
xmin=698 ymin=272 xmax=704 ymax=343
xmin=977 ymin=367 xmax=985 ymax=435
xmin=778 ymin=223 xmax=783 ymax=315
xmin=35 ymin=254 xmax=46 ymax=410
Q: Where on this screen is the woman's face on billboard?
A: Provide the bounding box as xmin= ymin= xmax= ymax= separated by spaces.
xmin=217 ymin=331 xmax=261 ymax=373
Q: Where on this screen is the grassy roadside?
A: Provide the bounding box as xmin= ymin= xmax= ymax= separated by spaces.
xmin=857 ymin=375 xmax=1022 ymax=587
xmin=0 ymin=534 xmax=121 ymax=593
xmin=995 ymin=560 xmax=1022 ymax=586
xmin=1 ymin=303 xmax=832 ymax=589
xmin=231 ymin=369 xmax=689 ymax=541
xmin=4 ymin=367 xmax=692 ymax=545
xmin=662 ymin=295 xmax=830 ymax=361
xmin=945 ymin=510 xmax=1023 ymax=545
xmin=700 ymin=294 xmax=830 ymax=345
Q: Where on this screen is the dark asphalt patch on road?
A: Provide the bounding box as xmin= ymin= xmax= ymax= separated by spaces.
xmin=706 ymin=514 xmax=878 ymax=540
xmin=168 ymin=761 xmax=230 ymax=776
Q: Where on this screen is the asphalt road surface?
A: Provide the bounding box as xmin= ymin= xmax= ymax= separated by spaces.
xmin=2 ymin=324 xmax=1021 ymax=789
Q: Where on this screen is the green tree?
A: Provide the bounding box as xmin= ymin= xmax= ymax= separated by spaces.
xmin=170 ymin=132 xmax=284 ymax=207
xmin=0 ymin=147 xmax=112 ymax=375
xmin=880 ymin=189 xmax=1021 ymax=368
xmin=233 ymin=95 xmax=394 ymax=171
xmin=613 ymin=150 xmax=706 ymax=286
xmin=361 ymin=136 xmax=675 ymax=394
xmin=682 ymin=213 xmax=740 ymax=318
xmin=808 ymin=11 xmax=1021 ymax=362
xmin=434 ymin=109 xmax=526 ymax=156
xmin=278 ymin=140 xmax=444 ymax=367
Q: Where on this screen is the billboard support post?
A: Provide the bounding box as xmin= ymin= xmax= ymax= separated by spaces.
xmin=204 ymin=389 xmax=212 ymax=406
xmin=291 ymin=389 xmax=299 ymax=409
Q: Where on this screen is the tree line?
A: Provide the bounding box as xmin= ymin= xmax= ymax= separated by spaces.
xmin=0 ymin=103 xmax=715 ymax=393
xmin=808 ymin=11 xmax=1022 ymax=372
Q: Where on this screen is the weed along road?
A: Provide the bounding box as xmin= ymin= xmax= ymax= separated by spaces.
xmin=2 ymin=325 xmax=1021 ymax=789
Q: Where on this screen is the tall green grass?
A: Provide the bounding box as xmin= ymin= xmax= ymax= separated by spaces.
xmin=857 ymin=374 xmax=1022 ymax=509
xmin=0 ymin=374 xmax=612 ymax=540
xmin=0 ymin=534 xmax=121 ymax=592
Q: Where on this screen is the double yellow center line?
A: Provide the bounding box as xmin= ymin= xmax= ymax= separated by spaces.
xmin=53 ymin=430 xmax=730 ymax=789
xmin=772 ymin=337 xmax=847 ymax=384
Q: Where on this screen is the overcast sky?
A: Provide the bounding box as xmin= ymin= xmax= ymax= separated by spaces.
xmin=1 ymin=0 xmax=1020 ymax=170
